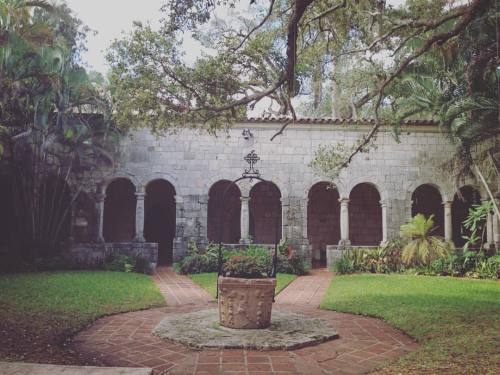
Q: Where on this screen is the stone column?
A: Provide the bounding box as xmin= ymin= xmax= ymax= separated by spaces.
xmin=485 ymin=209 xmax=494 ymax=249
xmin=95 ymin=192 xmax=105 ymax=242
xmin=134 ymin=192 xmax=145 ymax=242
xmin=380 ymin=200 xmax=388 ymax=246
xmin=493 ymin=212 xmax=499 ymax=250
xmin=338 ymin=198 xmax=351 ymax=247
xmin=240 ymin=196 xmax=251 ymax=244
xmin=301 ymin=198 xmax=309 ymax=240
xmin=280 ymin=197 xmax=290 ymax=242
xmin=443 ymin=201 xmax=453 ymax=242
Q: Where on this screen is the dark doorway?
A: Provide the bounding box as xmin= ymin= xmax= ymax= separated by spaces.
xmin=349 ymin=183 xmax=382 ymax=246
xmin=411 ymin=184 xmax=444 ymax=237
xmin=145 ymin=179 xmax=176 ymax=265
xmin=207 ymin=180 xmax=241 ymax=243
xmin=249 ymin=181 xmax=282 ymax=243
xmin=452 ymin=186 xmax=482 ymax=247
xmin=103 ymin=178 xmax=136 ymax=242
xmin=308 ymin=182 xmax=340 ymax=267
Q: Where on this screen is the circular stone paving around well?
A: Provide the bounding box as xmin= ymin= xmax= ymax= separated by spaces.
xmin=152 ymin=308 xmax=339 ymax=350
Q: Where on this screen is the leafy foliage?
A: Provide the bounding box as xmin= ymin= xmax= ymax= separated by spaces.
xmin=175 ymin=241 xmax=308 ymax=275
xmin=223 ymin=255 xmax=266 ymax=278
xmin=0 ymin=1 xmax=115 ymax=257
xmin=401 ymin=214 xmax=452 ymax=266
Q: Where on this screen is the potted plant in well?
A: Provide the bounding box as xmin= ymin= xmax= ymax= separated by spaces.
xmin=218 ymin=254 xmax=276 ymax=329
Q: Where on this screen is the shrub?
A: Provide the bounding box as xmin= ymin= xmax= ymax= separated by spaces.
xmin=223 ymin=255 xmax=266 ymax=278
xmin=104 ymin=254 xmax=134 ymax=272
xmin=332 ymin=255 xmax=355 ymax=274
xmin=278 ymin=252 xmax=309 ymax=275
xmin=401 ymin=214 xmax=452 ymax=266
xmin=133 ymin=254 xmax=153 ymax=274
xmin=175 ymin=241 xmax=308 ymax=276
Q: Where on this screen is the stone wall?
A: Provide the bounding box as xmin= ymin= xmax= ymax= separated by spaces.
xmin=78 ymin=120 xmax=496 ymax=266
xmin=68 ymin=242 xmax=158 ymax=269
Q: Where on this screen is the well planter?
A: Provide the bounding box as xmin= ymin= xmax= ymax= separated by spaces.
xmin=218 ymin=276 xmax=276 ymax=329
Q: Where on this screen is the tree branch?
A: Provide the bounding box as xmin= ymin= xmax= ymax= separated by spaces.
xmin=232 ymin=0 xmax=276 ymax=51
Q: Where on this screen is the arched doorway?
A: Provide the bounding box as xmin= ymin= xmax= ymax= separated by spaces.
xmin=349 ymin=183 xmax=382 ymax=246
xmin=452 ymin=185 xmax=482 ymax=247
xmin=207 ymin=180 xmax=241 ymax=244
xmin=144 ymin=179 xmax=176 ymax=265
xmin=307 ymin=182 xmax=340 ymax=266
xmin=103 ymin=178 xmax=136 ymax=242
xmin=250 ymin=181 xmax=282 ymax=243
xmin=411 ymin=184 xmax=444 ymax=237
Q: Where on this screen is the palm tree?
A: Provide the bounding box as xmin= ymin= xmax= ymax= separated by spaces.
xmin=401 ymin=214 xmax=453 ymax=267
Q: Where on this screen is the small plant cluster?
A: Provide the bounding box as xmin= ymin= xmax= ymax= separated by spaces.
xmin=103 ymin=253 xmax=153 ymax=274
xmin=332 ymin=240 xmax=405 ymax=274
xmin=223 ymin=255 xmax=266 ymax=278
xmin=333 ymin=213 xmax=499 ymax=279
xmin=174 ymin=239 xmax=309 ymax=276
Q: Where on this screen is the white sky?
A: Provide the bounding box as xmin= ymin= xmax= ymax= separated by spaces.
xmin=65 ymin=0 xmax=406 ymax=75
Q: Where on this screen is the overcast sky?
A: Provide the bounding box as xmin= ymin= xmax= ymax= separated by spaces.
xmin=66 ymin=0 xmax=406 ymax=75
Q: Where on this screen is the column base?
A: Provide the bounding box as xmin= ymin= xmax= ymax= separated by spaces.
xmin=133 ymin=236 xmax=146 ymax=243
xmin=239 ymin=238 xmax=252 ymax=245
xmin=337 ymin=239 xmax=351 ymax=248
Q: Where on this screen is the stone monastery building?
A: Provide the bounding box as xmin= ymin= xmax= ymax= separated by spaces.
xmin=72 ymin=117 xmax=499 ymax=268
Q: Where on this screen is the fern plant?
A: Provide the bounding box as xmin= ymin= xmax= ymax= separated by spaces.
xmin=401 ymin=214 xmax=452 ymax=266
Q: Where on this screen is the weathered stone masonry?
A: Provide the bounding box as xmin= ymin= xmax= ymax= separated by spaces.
xmin=73 ymin=119 xmax=499 ymax=267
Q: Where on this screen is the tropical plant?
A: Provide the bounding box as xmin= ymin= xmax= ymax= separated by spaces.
xmin=0 ymin=1 xmax=115 ymax=259
xmin=462 ymin=200 xmax=492 ymax=251
xmin=400 ymin=214 xmax=452 ymax=266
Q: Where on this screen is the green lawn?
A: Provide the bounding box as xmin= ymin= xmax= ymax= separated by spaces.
xmin=0 ymin=271 xmax=165 ymax=363
xmin=321 ymin=274 xmax=500 ymax=374
xmin=189 ymin=272 xmax=297 ymax=298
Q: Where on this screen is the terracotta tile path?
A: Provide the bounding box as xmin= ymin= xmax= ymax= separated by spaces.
xmin=73 ymin=268 xmax=418 ymax=374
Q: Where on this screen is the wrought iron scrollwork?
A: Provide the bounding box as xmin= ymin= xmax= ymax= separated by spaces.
xmin=242 ymin=150 xmax=260 ymax=181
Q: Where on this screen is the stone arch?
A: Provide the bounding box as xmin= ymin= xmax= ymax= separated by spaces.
xmin=144 ymin=179 xmax=176 ymax=265
xmin=100 ymin=172 xmax=140 ymax=192
xmin=411 ymin=184 xmax=444 ymax=237
xmin=207 ymin=180 xmax=241 ymax=244
xmin=307 ymin=182 xmax=340 ymax=266
xmin=304 ymin=178 xmax=347 ymax=199
xmin=250 ymin=181 xmax=282 ymax=243
xmin=452 ymin=185 xmax=483 ymax=247
xmin=344 ymin=177 xmax=387 ymax=201
xmin=140 ymin=172 xmax=182 ymax=196
xmin=349 ymin=182 xmax=382 ymax=246
xmin=405 ymin=180 xmax=450 ymax=203
xmin=103 ymin=178 xmax=136 ymax=242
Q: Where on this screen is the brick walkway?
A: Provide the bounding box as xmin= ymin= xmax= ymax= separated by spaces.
xmin=275 ymin=269 xmax=333 ymax=307
xmin=152 ymin=267 xmax=213 ymax=306
xmin=72 ymin=269 xmax=418 ymax=374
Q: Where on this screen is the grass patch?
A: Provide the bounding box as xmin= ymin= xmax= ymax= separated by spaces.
xmin=0 ymin=271 xmax=165 ymax=364
xmin=321 ymin=274 xmax=500 ymax=374
xmin=189 ymin=272 xmax=297 ymax=298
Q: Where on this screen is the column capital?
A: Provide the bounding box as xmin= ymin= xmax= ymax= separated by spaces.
xmin=174 ymin=195 xmax=183 ymax=204
xmin=95 ymin=193 xmax=106 ymax=203
xmin=339 ymin=198 xmax=350 ymax=204
xmin=379 ymin=200 xmax=387 ymax=208
xmin=442 ymin=200 xmax=452 ymax=208
xmin=135 ymin=192 xmax=146 ymax=199
xmin=240 ymin=196 xmax=251 ymax=202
